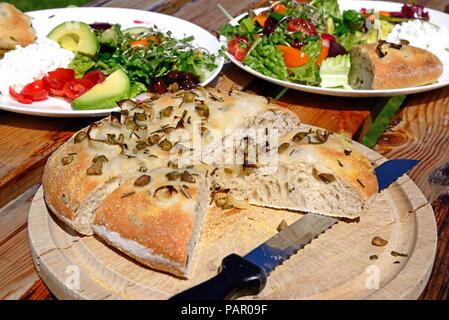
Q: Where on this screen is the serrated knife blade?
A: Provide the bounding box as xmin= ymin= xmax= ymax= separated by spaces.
xmin=244 ymin=213 xmax=337 ymax=275
xmin=170 ymin=159 xmax=419 ymax=300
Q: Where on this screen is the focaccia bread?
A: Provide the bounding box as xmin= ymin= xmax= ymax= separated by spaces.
xmin=349 ymin=41 xmax=443 ymax=89
xmin=43 ymin=87 xmax=377 ymax=277
xmin=0 ymin=3 xmax=36 ymax=50
xmin=212 ymin=128 xmax=377 ymax=218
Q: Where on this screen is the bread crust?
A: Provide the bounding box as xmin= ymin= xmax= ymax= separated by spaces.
xmin=92 ymin=170 xmax=203 ymax=277
xmin=42 ymin=88 xmax=378 ymax=277
xmin=0 ymin=3 xmax=35 ymax=49
xmin=349 ymin=43 xmax=443 ymax=89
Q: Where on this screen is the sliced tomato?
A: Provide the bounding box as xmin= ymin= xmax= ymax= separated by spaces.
xmin=287 ymin=18 xmax=317 ymax=36
xmin=76 ymin=78 xmax=95 ymax=90
xmin=227 ymin=36 xmax=247 ymax=55
xmin=63 ymin=79 xmax=93 ymax=100
xmin=49 ymin=87 xmax=65 ymax=97
xmin=44 ymin=68 xmax=75 ymax=89
xmin=20 ymin=80 xmax=49 ymax=101
xmin=82 ymin=70 xmax=105 ymax=85
xmin=234 ymin=46 xmax=249 ymax=61
xmin=9 ymin=87 xmax=32 ymax=104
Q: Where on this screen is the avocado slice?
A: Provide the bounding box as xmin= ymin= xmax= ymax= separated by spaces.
xmin=99 ymin=27 xmax=118 ymax=46
xmin=48 ymin=21 xmax=99 ymax=57
xmin=123 ymin=27 xmax=151 ymax=37
xmin=71 ymin=69 xmax=131 ymax=110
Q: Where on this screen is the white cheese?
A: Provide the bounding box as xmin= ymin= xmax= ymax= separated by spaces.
xmin=387 ymin=20 xmax=449 ymax=63
xmin=0 ymin=38 xmax=74 ymax=96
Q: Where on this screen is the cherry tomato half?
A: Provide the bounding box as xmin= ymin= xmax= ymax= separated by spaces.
xmin=227 ymin=36 xmax=247 ymax=55
xmin=63 ymin=79 xmax=94 ymax=100
xmin=20 ymin=79 xmax=49 ymax=101
xmin=43 ymin=68 xmax=75 ymax=89
xmin=287 ymin=18 xmax=317 ymax=36
xmin=82 ymin=70 xmax=105 ymax=85
xmin=9 ymin=87 xmax=32 ymax=104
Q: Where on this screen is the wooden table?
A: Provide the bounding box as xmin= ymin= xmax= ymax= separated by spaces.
xmin=0 ymin=0 xmax=448 ymax=300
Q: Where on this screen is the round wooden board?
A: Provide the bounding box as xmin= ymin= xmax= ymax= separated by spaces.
xmin=28 ymin=144 xmax=438 ymax=300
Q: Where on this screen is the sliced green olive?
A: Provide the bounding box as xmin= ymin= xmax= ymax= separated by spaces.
xmin=278 ymin=142 xmax=290 ymax=154
xmin=93 ymin=155 xmax=108 ymax=163
xmin=161 ymin=106 xmax=174 ymax=117
xmin=183 ymin=91 xmax=196 ymax=103
xmin=61 ymin=155 xmax=74 ymax=166
xmin=86 ymin=162 xmax=103 ymax=175
xmin=292 ymin=131 xmax=308 ymax=143
xmin=134 ymin=174 xmax=151 ymax=187
xmin=158 ymin=139 xmax=173 ymax=151
xmin=195 ymin=101 xmax=209 ymax=118
xmin=148 ymin=134 xmax=160 ymax=145
xmin=165 ymin=171 xmax=180 ymax=181
xmin=181 ymin=170 xmax=196 ymax=183
xmin=74 ymin=131 xmax=88 ymax=144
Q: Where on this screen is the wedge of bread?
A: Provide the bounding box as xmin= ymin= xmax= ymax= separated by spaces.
xmin=349 ymin=41 xmax=443 ymax=89
xmin=212 ymin=128 xmax=377 ymax=218
xmin=43 ymin=87 xmax=377 ymax=277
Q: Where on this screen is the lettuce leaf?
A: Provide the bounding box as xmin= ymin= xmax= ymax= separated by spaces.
xmin=309 ymin=0 xmax=341 ymax=19
xmin=319 ymin=54 xmax=351 ymax=89
xmin=287 ymin=41 xmax=322 ymax=86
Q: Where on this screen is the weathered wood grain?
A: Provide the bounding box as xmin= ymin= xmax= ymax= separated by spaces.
xmin=0 ymin=114 xmax=93 ymax=207
xmin=0 ymin=185 xmax=41 ymax=300
xmin=375 ymin=86 xmax=449 ymax=300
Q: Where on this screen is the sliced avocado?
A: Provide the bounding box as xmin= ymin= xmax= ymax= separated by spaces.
xmin=123 ymin=27 xmax=151 ymax=37
xmin=48 ymin=21 xmax=99 ymax=57
xmin=71 ymin=69 xmax=131 ymax=110
xmin=99 ymin=27 xmax=118 ymax=46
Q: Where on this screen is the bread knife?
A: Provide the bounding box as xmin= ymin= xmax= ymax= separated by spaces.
xmin=170 ymin=159 xmax=419 ymax=300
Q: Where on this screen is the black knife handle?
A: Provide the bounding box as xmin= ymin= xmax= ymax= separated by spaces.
xmin=169 ymin=254 xmax=267 ymax=300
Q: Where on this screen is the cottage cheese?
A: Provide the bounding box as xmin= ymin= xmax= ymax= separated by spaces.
xmin=387 ymin=20 xmax=449 ymax=64
xmin=0 ymin=38 xmax=74 ymax=96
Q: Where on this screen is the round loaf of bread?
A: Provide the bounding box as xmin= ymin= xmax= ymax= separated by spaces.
xmin=43 ymin=87 xmax=377 ymax=277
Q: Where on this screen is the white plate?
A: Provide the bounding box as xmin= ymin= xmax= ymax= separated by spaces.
xmin=0 ymin=7 xmax=224 ymax=117
xmin=220 ymin=0 xmax=449 ymax=97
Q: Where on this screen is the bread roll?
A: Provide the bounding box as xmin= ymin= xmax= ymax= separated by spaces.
xmin=349 ymin=41 xmax=443 ymax=89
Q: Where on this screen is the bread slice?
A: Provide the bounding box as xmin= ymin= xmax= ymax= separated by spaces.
xmin=92 ymin=167 xmax=209 ymax=277
xmin=349 ymin=41 xmax=443 ymax=89
xmin=211 ymin=127 xmax=377 ymax=218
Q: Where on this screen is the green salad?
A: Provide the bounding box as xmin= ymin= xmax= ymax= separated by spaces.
xmin=220 ymin=0 xmax=427 ymax=89
xmin=73 ymin=24 xmax=218 ymax=96
xmin=33 ymin=21 xmax=219 ymax=110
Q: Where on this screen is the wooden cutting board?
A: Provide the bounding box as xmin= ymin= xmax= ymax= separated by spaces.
xmin=28 ymin=144 xmax=437 ymax=300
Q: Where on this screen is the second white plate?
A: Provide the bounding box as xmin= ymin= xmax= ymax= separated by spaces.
xmin=0 ymin=7 xmax=224 ymax=117
xmin=220 ymin=0 xmax=449 ymax=97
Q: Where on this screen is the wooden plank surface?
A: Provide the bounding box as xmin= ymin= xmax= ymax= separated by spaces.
xmin=0 ymin=0 xmax=448 ymax=300
xmin=375 ymin=87 xmax=449 ymax=299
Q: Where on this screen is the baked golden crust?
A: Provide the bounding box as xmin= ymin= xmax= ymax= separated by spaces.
xmin=349 ymin=43 xmax=443 ymax=89
xmin=42 ymin=87 xmax=378 ymax=277
xmin=92 ymin=172 xmax=200 ymax=276
xmin=0 ymin=3 xmax=35 ymax=49
xmin=287 ymin=132 xmax=378 ymax=203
